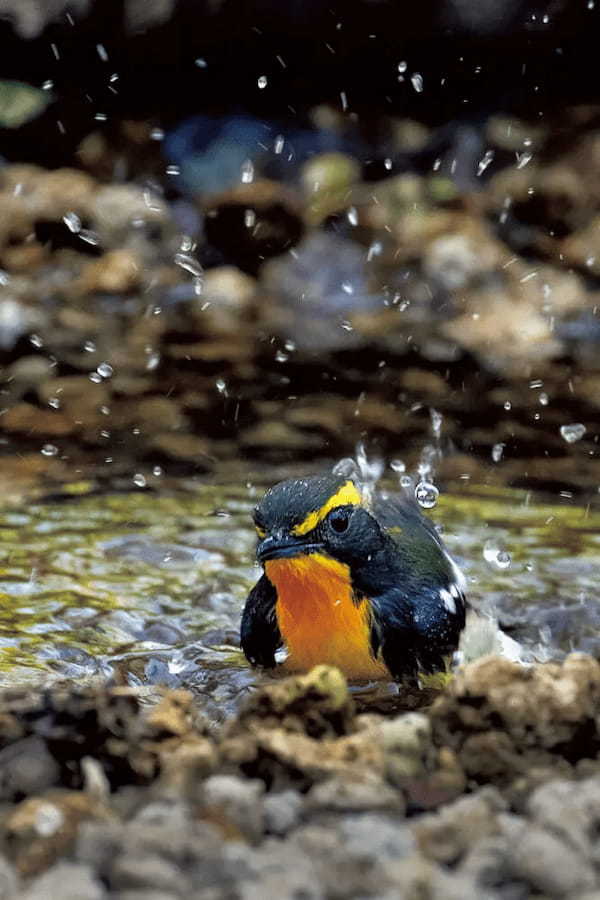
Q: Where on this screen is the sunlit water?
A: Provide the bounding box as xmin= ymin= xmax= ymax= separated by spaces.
xmin=0 ymin=478 xmax=599 ymax=720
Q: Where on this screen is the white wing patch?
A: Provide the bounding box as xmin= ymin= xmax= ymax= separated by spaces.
xmin=440 ymin=588 xmax=456 ymax=614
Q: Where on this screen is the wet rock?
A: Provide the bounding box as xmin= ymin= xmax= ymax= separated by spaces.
xmin=20 ymin=862 xmax=104 ymax=900
xmin=0 ymin=857 xmax=18 ymax=900
xmin=91 ymin=184 xmax=169 ymax=247
xmin=307 ymin=775 xmax=402 ymax=813
xmin=232 ymin=666 xmax=354 ymax=737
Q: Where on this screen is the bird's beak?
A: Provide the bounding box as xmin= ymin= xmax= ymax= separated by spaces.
xmin=257 ymin=531 xmax=322 ymax=563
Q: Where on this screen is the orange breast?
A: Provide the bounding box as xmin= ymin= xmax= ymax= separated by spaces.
xmin=265 ymin=553 xmax=389 ymax=681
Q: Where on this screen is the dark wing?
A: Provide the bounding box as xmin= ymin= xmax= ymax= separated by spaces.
xmin=370 ymin=580 xmax=466 ymax=683
xmin=240 ymin=574 xmax=282 ymax=668
xmin=368 ymin=491 xmax=467 ymax=682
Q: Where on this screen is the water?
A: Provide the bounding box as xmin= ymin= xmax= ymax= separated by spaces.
xmin=0 ymin=479 xmax=599 ymax=718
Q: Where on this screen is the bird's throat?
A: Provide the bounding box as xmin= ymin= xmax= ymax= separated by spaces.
xmin=265 ymin=552 xmax=388 ymax=680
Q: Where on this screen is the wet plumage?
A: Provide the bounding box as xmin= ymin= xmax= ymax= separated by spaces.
xmin=241 ymin=473 xmax=466 ymax=682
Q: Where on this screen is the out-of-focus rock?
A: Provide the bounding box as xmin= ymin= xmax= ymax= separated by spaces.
xmin=2 ymin=403 xmax=75 ymax=437
xmin=0 ymin=1 xmax=90 ymax=39
xmin=20 ymin=861 xmax=103 ymax=900
xmin=261 ymin=232 xmax=382 ymax=351
xmin=301 ymin=152 xmax=361 ymax=225
xmin=197 ymin=267 xmax=256 ymax=335
xmin=71 ymin=250 xmax=142 ymax=296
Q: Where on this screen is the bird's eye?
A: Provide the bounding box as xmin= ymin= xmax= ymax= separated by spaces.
xmin=328 ymin=507 xmax=350 ymax=534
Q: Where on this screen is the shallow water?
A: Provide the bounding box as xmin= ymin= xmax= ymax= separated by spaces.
xmin=0 ymin=478 xmax=599 ymax=720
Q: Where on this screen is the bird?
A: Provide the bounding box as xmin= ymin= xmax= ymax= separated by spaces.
xmin=240 ymin=472 xmax=467 ymax=683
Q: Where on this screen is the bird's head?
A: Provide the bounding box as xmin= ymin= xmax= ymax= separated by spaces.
xmin=253 ymin=474 xmax=386 ymax=568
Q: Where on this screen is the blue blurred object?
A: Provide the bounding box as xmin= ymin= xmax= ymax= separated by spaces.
xmin=163 ymin=114 xmax=363 ymax=196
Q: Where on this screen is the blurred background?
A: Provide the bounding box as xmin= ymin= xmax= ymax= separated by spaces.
xmin=0 ymin=0 xmax=599 ymax=500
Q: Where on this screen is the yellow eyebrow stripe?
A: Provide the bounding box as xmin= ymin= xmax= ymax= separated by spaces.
xmin=291 ymin=481 xmax=362 ymax=536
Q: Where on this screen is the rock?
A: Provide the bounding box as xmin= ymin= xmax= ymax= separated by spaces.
xmin=500 ymin=814 xmax=596 ymax=896
xmin=109 ymin=854 xmax=190 ymax=895
xmin=0 ymin=857 xmax=18 ymax=900
xmin=240 ymin=421 xmax=324 ymax=453
xmin=201 ymin=775 xmax=265 ymax=842
xmin=414 ymin=788 xmax=506 ymax=865
xmin=198 ymin=267 xmax=256 ymax=335
xmin=430 ymin=654 xmax=600 ymax=784
xmin=301 ymin=152 xmax=361 ymax=225
xmin=381 ymin=713 xmax=434 ymax=780
xmin=20 ymin=862 xmax=104 ymax=900
xmin=527 ymin=776 xmax=600 ymax=861
xmin=261 ymin=232 xmax=382 ymax=351
xmin=263 ymin=791 xmax=303 ymax=836
xmin=307 ymin=775 xmax=403 ymax=813
xmin=232 ymin=665 xmax=354 ymax=737
xmin=72 ymin=250 xmax=142 ymax=295
xmin=1 ymin=403 xmax=75 ymax=437
xmin=148 ymin=432 xmax=212 ymax=463
xmin=5 ymin=791 xmax=112 ymax=876
xmin=0 ymin=736 xmax=60 ymax=800
xmin=91 ymin=184 xmax=169 ymax=247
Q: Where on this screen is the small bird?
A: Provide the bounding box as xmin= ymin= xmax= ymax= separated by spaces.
xmin=241 ymin=473 xmax=467 ymax=683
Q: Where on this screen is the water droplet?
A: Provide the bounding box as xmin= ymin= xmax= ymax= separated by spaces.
xmin=150 ymin=127 xmax=165 ymax=141
xmin=415 ymin=481 xmax=439 ymax=509
xmin=166 ymin=164 xmax=180 ymax=176
xmin=89 ymin=372 xmax=102 ymax=383
xmin=274 ymin=135 xmax=284 ymax=154
xmin=63 ymin=212 xmax=81 ymax=233
xmin=48 ymin=397 xmax=61 ymax=409
xmin=244 ymin=209 xmax=256 ymax=229
xmin=384 ymin=157 xmax=392 ymax=171
xmin=390 ymin=459 xmax=406 ymax=473
xmin=347 ymin=207 xmax=358 ymax=226
xmin=146 ymin=352 xmax=160 ymax=371
xmin=275 ymin=350 xmax=288 ymax=363
xmin=430 ymin=408 xmax=443 ymax=438
xmin=397 ymin=61 xmax=407 ymax=73
xmin=83 ymin=340 xmax=96 ymax=353
xmin=133 ymin=473 xmax=147 ymax=488
xmin=411 ymin=73 xmax=424 ymax=92
xmin=29 ymin=334 xmax=43 ymax=348
xmin=477 ymin=149 xmax=494 ymax=176
xmin=504 ymin=400 xmax=511 ymax=411
xmin=341 ymin=281 xmax=354 ymax=295
xmin=539 ymin=392 xmax=549 ymax=406
xmin=516 ymin=151 xmax=532 ymax=169
xmin=399 ymin=474 xmax=413 ymax=489
xmin=340 ymin=320 xmax=353 ymax=331
xmin=96 ymin=43 xmax=108 ymax=61
xmin=174 ymin=252 xmax=203 ymax=278
xmin=41 ymin=444 xmax=58 ymax=457
xmin=333 ymin=457 xmax=358 ymax=479
xmin=483 ymin=540 xmax=511 ymax=569
xmin=152 ymin=466 xmax=163 ymax=477
xmin=491 ymin=442 xmax=505 ymax=463
xmin=241 ymin=159 xmax=254 ymax=184
xmin=96 ymin=362 xmax=113 ymax=378
xmin=216 ymin=378 xmax=227 ymax=394
xmin=257 ymin=75 xmax=268 ymax=89
xmin=195 ymin=57 xmax=208 ymax=67
xmin=560 ymin=423 xmax=586 ymax=443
